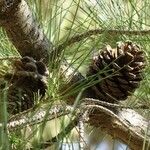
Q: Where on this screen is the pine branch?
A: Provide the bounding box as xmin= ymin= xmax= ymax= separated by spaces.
xmin=6 ymin=100 xmax=148 ymax=150
xmin=0 ymin=0 xmax=53 ymax=64
xmin=57 ymin=29 xmax=150 ymax=51
xmin=83 ymin=98 xmax=149 ymax=110
xmin=84 ymin=104 xmax=150 ymax=150
xmin=7 ymin=104 xmax=73 ymax=131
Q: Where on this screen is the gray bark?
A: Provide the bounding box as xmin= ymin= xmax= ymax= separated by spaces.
xmin=0 ymin=0 xmax=53 ymax=64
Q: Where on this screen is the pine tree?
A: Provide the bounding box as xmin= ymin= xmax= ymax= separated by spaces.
xmin=0 ymin=0 xmax=149 ymax=150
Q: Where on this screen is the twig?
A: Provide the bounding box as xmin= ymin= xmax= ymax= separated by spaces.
xmin=0 ymin=56 xmax=20 ymax=61
xmin=83 ymin=98 xmax=150 ymax=110
xmin=7 ymin=105 xmax=73 ymax=131
xmin=78 ymin=115 xmax=86 ymax=150
xmin=57 ymin=29 xmax=150 ymax=51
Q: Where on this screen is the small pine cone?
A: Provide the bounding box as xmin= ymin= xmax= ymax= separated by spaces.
xmin=6 ymin=56 xmax=48 ymax=97
xmin=86 ymin=41 xmax=145 ymax=103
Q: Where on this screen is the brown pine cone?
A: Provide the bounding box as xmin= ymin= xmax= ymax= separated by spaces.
xmin=4 ymin=56 xmax=48 ymax=114
xmin=8 ymin=56 xmax=48 ymax=96
xmin=86 ymin=41 xmax=145 ymax=103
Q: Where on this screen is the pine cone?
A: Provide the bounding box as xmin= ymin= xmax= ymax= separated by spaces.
xmin=86 ymin=41 xmax=145 ymax=103
xmin=4 ymin=56 xmax=48 ymax=114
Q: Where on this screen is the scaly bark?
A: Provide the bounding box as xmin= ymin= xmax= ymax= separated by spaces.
xmin=7 ymin=101 xmax=150 ymax=150
xmin=86 ymin=104 xmax=150 ymax=150
xmin=0 ymin=0 xmax=53 ymax=64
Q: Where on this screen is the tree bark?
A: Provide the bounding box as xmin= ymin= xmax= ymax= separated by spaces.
xmin=0 ymin=0 xmax=149 ymax=150
xmin=86 ymin=104 xmax=150 ymax=150
xmin=0 ymin=0 xmax=53 ymax=64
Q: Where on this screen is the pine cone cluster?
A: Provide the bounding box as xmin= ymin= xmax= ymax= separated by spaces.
xmin=86 ymin=41 xmax=145 ymax=103
xmin=4 ymin=56 xmax=48 ymax=114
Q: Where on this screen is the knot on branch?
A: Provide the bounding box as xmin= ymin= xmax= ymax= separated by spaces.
xmin=4 ymin=56 xmax=48 ymax=114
